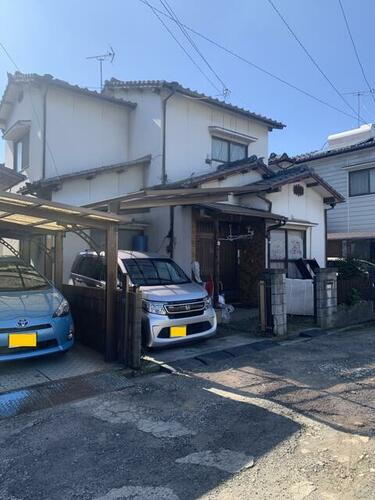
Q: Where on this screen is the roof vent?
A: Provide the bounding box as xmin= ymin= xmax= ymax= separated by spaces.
xmin=327 ymin=123 xmax=375 ymax=150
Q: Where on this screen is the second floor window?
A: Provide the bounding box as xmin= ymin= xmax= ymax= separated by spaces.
xmin=13 ymin=133 xmax=30 ymax=172
xmin=349 ymin=167 xmax=375 ymax=196
xmin=211 ymin=136 xmax=247 ymax=163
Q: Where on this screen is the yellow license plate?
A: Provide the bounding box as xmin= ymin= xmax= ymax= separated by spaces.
xmin=8 ymin=333 xmax=37 ymax=348
xmin=170 ymin=326 xmax=187 ymax=337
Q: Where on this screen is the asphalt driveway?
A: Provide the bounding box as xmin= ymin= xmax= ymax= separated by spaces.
xmin=0 ymin=325 xmax=374 ymax=499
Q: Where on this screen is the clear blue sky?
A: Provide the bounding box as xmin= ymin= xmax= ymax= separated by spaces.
xmin=1 ymin=0 xmax=374 ymax=160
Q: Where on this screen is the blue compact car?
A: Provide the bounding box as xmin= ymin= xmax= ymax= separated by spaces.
xmin=0 ymin=257 xmax=74 ymax=362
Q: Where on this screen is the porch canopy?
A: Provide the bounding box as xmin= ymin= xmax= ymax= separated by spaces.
xmin=0 ymin=190 xmax=132 ymax=361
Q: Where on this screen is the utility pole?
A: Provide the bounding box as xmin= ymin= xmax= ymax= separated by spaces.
xmin=86 ymin=47 xmax=115 ymax=90
xmin=343 ymin=88 xmax=375 ymax=127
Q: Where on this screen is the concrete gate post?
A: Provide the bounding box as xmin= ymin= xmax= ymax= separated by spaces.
xmin=314 ymin=268 xmax=338 ymax=329
xmin=263 ymin=269 xmax=287 ymax=336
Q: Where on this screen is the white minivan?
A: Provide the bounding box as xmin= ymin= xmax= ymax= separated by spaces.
xmin=70 ymin=250 xmax=217 ymax=348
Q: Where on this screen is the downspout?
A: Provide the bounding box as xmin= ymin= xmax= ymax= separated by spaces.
xmin=265 ymin=219 xmax=287 ymax=268
xmin=325 ymin=202 xmax=336 ymax=266
xmin=42 ymin=84 xmax=49 ymax=180
xmin=161 ymin=87 xmax=176 ymax=185
xmin=162 ymin=85 xmax=177 ymax=258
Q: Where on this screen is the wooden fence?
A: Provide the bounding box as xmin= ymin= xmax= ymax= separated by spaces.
xmin=61 ymin=284 xmax=142 ymax=368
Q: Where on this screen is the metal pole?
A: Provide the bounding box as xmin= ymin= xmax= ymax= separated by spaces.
xmin=54 ymin=232 xmax=64 ymax=290
xmin=357 ymin=92 xmax=360 ymax=127
xmin=213 ymin=217 xmax=220 ymax=306
xmin=100 ymin=59 xmax=103 ymax=90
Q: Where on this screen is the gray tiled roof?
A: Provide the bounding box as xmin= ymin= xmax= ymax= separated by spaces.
xmin=4 ymin=72 xmax=137 ymax=110
xmin=105 ymin=78 xmax=285 ymax=130
xmin=250 ymin=164 xmax=345 ymax=202
xmin=269 ymin=137 xmax=375 ymax=165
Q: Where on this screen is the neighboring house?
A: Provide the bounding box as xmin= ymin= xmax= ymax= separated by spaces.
xmin=270 ymin=124 xmax=375 ymax=262
xmin=0 ymin=72 xmax=343 ymax=305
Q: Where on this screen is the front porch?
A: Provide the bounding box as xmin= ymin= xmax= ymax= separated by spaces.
xmin=192 ymin=204 xmax=286 ymax=307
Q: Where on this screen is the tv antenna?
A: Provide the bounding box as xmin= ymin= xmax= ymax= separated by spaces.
xmin=343 ymin=88 xmax=375 ymax=127
xmin=86 ymin=47 xmax=115 ymax=90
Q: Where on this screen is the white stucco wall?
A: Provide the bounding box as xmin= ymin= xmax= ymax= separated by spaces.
xmin=45 ymin=87 xmax=131 ymax=178
xmin=143 ymin=205 xmax=192 ymax=275
xmin=106 ymin=87 xmax=271 ymax=187
xmin=51 ymin=165 xmax=144 ymax=206
xmin=165 ymin=93 xmax=269 ymax=183
xmin=109 ymin=87 xmax=163 ymax=187
xmin=266 ymin=182 xmax=326 ymax=266
xmin=3 ymin=84 xmax=44 ymax=182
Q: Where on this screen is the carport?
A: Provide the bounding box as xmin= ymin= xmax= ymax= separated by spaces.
xmin=0 ymin=190 xmax=131 ymax=362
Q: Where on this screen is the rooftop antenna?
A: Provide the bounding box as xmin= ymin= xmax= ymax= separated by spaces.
xmin=86 ymin=47 xmax=115 ymax=90
xmin=343 ymin=88 xmax=375 ymax=127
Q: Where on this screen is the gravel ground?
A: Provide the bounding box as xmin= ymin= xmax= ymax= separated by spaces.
xmin=0 ymin=325 xmax=374 ymax=499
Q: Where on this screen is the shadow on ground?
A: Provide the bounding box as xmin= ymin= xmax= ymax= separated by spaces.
xmin=174 ymin=327 xmax=375 ymax=438
xmin=0 ymin=369 xmax=300 ymax=500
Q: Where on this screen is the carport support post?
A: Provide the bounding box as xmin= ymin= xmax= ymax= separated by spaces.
xmin=54 ymin=232 xmax=63 ymax=290
xmin=105 ymin=223 xmax=119 ymax=362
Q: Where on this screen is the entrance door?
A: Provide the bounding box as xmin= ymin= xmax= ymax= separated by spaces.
xmin=219 ymin=240 xmax=239 ymax=301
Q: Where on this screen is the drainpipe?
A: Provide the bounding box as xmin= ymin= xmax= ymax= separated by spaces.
xmin=167 ymin=205 xmax=175 ymax=259
xmin=161 ymin=87 xmax=176 ymax=185
xmin=325 ymin=202 xmax=336 ymax=266
xmin=42 ymin=84 xmax=49 ymax=180
xmin=265 ymin=219 xmax=287 ymax=268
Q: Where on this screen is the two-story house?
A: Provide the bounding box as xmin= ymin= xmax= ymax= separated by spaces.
xmin=270 ymin=124 xmax=375 ymax=262
xmin=0 ymin=72 xmax=343 ymax=305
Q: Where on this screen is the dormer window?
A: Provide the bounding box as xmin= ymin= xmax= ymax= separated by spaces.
xmin=211 ymin=136 xmax=247 ymax=163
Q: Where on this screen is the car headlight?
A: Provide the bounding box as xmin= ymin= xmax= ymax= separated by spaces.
xmin=204 ymin=295 xmax=212 ymax=309
xmin=142 ymin=300 xmax=167 ymax=315
xmin=53 ymin=298 xmax=70 ymax=318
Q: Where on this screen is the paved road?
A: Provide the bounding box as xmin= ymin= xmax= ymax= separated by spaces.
xmin=0 ymin=326 xmax=374 ymax=499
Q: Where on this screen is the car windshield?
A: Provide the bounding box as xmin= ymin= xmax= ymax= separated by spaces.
xmin=0 ymin=260 xmax=50 ymax=291
xmin=122 ymin=258 xmax=190 ymax=286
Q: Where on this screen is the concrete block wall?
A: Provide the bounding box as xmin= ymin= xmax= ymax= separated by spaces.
xmin=264 ymin=269 xmax=287 ymax=336
xmin=314 ymin=268 xmax=338 ymax=329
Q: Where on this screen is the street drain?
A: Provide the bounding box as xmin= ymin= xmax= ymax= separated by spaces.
xmin=0 ymin=371 xmax=132 ymax=419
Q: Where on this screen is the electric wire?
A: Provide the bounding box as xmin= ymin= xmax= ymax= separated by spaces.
xmin=137 ymin=0 xmax=361 ymax=122
xmin=159 ymin=0 xmax=230 ymax=97
xmin=143 ymin=0 xmax=222 ymax=94
xmin=266 ymin=0 xmax=365 ymax=123
xmin=338 ymin=0 xmax=375 ymax=109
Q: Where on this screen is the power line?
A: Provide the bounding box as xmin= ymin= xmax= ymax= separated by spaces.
xmin=338 ymin=0 xmax=375 ymax=110
xmin=159 ymin=0 xmax=230 ymax=98
xmin=266 ymin=0 xmax=365 ymax=123
xmin=137 ymin=0 xmax=360 ymax=122
xmin=143 ymin=0 xmax=222 ymax=93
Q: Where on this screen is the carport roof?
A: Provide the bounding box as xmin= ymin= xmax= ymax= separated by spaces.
xmin=0 ymin=190 xmax=131 ymax=236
